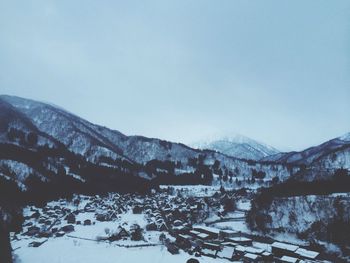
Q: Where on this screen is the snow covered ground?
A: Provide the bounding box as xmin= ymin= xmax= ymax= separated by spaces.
xmin=236 ymin=200 xmax=251 ymax=211
xmin=13 ymin=237 xmax=231 ymax=263
xmin=14 ymin=207 xmax=232 ymax=263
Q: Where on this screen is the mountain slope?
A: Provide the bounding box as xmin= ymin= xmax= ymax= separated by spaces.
xmin=192 ymin=133 xmax=279 ymax=160
xmin=0 ymin=95 xmax=128 ymax=162
xmin=0 ymin=95 xmax=205 ymax=164
xmin=262 ymin=133 xmax=350 ymax=165
xmin=0 ymin=95 xmax=296 ymax=192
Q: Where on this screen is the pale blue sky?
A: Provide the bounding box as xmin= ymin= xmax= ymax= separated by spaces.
xmin=1 ymin=0 xmax=349 ymax=151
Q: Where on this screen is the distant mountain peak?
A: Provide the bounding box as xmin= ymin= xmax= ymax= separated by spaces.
xmin=191 ymin=132 xmax=279 ymax=160
xmin=339 ymin=132 xmax=350 ymax=142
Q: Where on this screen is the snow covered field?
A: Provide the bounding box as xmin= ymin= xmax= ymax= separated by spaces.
xmin=13 ymin=238 xmax=228 ymax=263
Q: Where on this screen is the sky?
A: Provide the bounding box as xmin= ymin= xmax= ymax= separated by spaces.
xmin=1 ymin=0 xmax=349 ymax=151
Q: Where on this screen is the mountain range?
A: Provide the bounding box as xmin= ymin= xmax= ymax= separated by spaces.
xmin=191 ymin=133 xmax=279 ymax=160
xmin=0 ymin=95 xmax=349 ymax=202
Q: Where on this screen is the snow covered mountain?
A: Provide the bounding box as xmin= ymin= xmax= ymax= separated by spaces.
xmin=191 ymin=133 xmax=279 ymax=160
xmin=0 ymin=95 xmax=205 ymax=164
xmin=262 ymin=132 xmax=350 ymax=166
xmin=0 ymin=94 xmax=348 ymax=200
xmin=0 ymin=95 xmax=296 ymax=197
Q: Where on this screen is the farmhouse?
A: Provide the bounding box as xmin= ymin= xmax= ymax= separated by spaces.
xmin=295 ymin=248 xmax=320 ymax=260
xmin=201 ymin=248 xmax=218 ymax=258
xmin=203 ymin=242 xmax=220 ymax=251
xmin=244 ymin=246 xmax=265 ymax=255
xmin=193 ymin=226 xmax=220 ymax=239
xmin=271 ymin=242 xmax=299 ymax=258
xmin=261 ymin=251 xmax=273 ymax=261
xmin=243 ymin=252 xmax=261 ymax=262
xmin=219 ymin=229 xmax=240 ymax=239
xmin=176 ymin=234 xmax=192 ymax=249
xmin=196 ymin=233 xmax=210 ymax=240
xmin=226 ymin=236 xmax=252 ymax=246
xmin=278 ymin=255 xmax=300 ymax=263
xmin=216 ymin=246 xmax=235 ymax=260
xmin=234 ymin=245 xmax=246 ymax=256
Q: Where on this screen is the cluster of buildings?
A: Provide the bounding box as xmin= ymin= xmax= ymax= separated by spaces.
xmin=18 ymin=192 xmax=325 ymax=262
xmin=170 ymin=225 xmax=323 ymax=262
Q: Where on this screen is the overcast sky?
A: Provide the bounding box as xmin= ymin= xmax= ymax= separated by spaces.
xmin=1 ymin=0 xmax=349 ymax=151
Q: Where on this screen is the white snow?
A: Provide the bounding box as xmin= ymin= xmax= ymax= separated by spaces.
xmin=13 ymin=237 xmax=228 ymax=263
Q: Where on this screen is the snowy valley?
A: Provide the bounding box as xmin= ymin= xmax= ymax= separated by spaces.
xmin=0 ymin=95 xmax=350 ymax=262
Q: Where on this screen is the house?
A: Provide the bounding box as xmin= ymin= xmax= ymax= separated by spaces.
xmin=234 ymin=245 xmax=246 ymax=256
xmin=146 ymin=222 xmax=157 ymax=231
xmin=243 ymin=253 xmax=261 ymax=262
xmin=117 ymin=227 xmax=129 ymax=238
xmin=245 ymin=246 xmax=265 ymax=255
xmin=217 ymin=246 xmax=235 ymax=260
xmin=83 ymin=219 xmax=92 ymax=226
xmin=172 ymin=225 xmax=188 ymax=234
xmin=37 ymin=230 xmax=52 ymax=238
xmin=24 ymin=226 xmax=40 ymax=236
xmin=95 ymin=213 xmax=108 ymax=222
xmin=65 ymin=213 xmax=76 ymax=224
xmin=220 ymin=241 xmax=238 ymax=247
xmin=196 ymin=233 xmax=210 ymax=240
xmin=271 ymin=242 xmax=299 ymax=258
xmin=55 ymin=231 xmax=65 ymax=237
xmin=219 ymin=229 xmax=240 ymax=239
xmin=132 ymin=205 xmax=143 ymax=214
xmin=278 ymin=255 xmax=299 ymax=263
xmin=202 ymin=242 xmax=220 ymax=251
xmin=109 ymin=227 xmax=129 ymax=241
xmin=189 ymin=230 xmax=201 ymax=237
xmin=176 ymin=234 xmax=192 ymax=249
xmin=29 ymin=239 xmax=47 ymax=248
xmin=60 ymin=224 xmax=75 ymax=233
xmin=261 ymin=251 xmax=273 ymax=262
xmin=158 ymin=222 xmax=168 ymax=231
xmin=193 ymin=226 xmax=220 ymax=239
xmin=226 ymin=237 xmax=252 ymax=246
xmin=201 ymin=248 xmax=218 ymax=258
xmin=156 ymin=218 xmax=164 ymax=224
xmin=173 ymin=220 xmax=183 ymax=227
xmin=295 ymin=248 xmax=320 ymax=260
xmin=167 ymin=243 xmax=179 ymax=255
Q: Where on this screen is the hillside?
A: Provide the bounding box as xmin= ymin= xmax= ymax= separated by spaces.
xmin=0 ymin=95 xmax=296 ymax=199
xmin=263 ymin=133 xmax=350 ymax=166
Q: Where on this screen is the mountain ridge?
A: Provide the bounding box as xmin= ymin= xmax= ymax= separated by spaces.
xmin=191 ymin=133 xmax=279 ymax=160
xmin=0 ymin=94 xmax=349 ymax=201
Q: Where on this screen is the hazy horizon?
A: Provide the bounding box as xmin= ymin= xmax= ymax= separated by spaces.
xmin=1 ymin=1 xmax=350 ymax=151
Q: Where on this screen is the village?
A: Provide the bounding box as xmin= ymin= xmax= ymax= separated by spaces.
xmin=11 ymin=186 xmax=327 ymax=263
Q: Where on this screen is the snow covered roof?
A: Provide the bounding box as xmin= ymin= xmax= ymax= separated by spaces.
xmin=280 ymin=255 xmax=299 ymax=263
xmin=235 ymin=245 xmax=246 ymax=253
xmin=217 ymin=246 xmax=235 ymax=259
xmin=244 ymin=253 xmax=259 ymax=260
xmin=201 ymin=248 xmax=217 ymax=256
xmin=219 ymin=229 xmax=238 ymax=234
xmin=228 ymin=237 xmax=252 ymax=243
xmin=272 ymin=242 xmax=299 ymax=252
xmin=193 ymin=226 xmax=220 ymax=234
xmin=197 ymin=233 xmax=209 ymax=239
xmin=221 ymin=241 xmax=238 ymax=247
xmin=295 ymin=248 xmax=319 ymax=259
xmin=245 ymin=246 xmax=265 ymax=254
xmin=262 ymin=251 xmax=272 ymax=256
xmin=178 ymin=234 xmax=191 ymax=240
xmin=189 ymin=230 xmax=201 ymax=235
